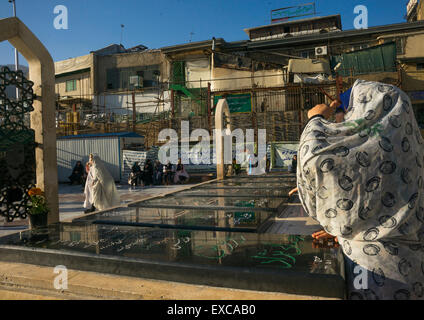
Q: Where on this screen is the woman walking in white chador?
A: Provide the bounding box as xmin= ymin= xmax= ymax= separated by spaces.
xmin=84 ymin=154 xmax=120 ymax=213
xmin=297 ymin=80 xmax=424 ymax=300
xmin=83 ymin=155 xmax=94 ymax=213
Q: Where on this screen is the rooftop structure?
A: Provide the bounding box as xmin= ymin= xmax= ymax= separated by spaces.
xmin=244 ymin=15 xmax=342 ymax=42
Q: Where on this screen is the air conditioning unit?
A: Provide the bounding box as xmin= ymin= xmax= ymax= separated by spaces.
xmin=129 ymin=75 xmax=143 ymax=88
xmin=315 ymin=46 xmax=328 ymax=56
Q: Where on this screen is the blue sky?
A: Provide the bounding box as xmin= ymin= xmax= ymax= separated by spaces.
xmin=0 ymin=0 xmax=412 ymax=66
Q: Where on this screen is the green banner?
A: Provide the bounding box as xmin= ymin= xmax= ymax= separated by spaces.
xmin=214 ymin=93 xmax=252 ymax=113
xmin=271 ymin=3 xmax=315 ymax=22
xmin=330 ymin=42 xmax=397 ymax=77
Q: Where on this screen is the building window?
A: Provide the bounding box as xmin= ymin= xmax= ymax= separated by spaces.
xmin=66 ymin=79 xmax=77 ymax=92
xmin=106 ymin=65 xmax=160 ymax=91
xmin=300 ymin=50 xmax=315 ymax=59
xmin=417 ymin=63 xmax=424 ymax=71
xmin=395 ymin=38 xmax=405 ymax=55
xmin=69 ymin=231 xmax=81 ymax=242
xmin=301 ymin=51 xmax=309 ymax=59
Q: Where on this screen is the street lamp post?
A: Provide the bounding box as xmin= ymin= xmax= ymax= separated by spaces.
xmin=9 ymin=0 xmax=19 ymax=99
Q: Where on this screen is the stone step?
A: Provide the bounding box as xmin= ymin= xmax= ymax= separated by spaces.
xmin=0 ymin=285 xmax=93 ymax=300
xmin=0 ymin=262 xmax=336 ymax=300
xmin=0 ymin=287 xmax=63 ymax=300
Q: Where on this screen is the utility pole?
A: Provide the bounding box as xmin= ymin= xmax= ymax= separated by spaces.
xmin=207 ymin=82 xmax=211 ymax=135
xmin=9 ymin=0 xmax=19 ymax=99
xmin=120 ymin=24 xmax=125 ymax=46
xmin=132 ymin=91 xmax=136 ymax=132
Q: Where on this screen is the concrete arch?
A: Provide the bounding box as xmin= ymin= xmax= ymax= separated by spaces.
xmin=0 ymin=17 xmax=58 ymax=224
xmin=215 ymin=99 xmax=232 ymax=180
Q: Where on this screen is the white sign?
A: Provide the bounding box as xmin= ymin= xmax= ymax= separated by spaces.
xmin=407 ymin=0 xmax=418 ymax=17
xmin=274 ymin=144 xmax=298 ymax=168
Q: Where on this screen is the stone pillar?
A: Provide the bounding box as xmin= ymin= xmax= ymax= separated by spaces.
xmin=0 ymin=17 xmax=59 ymax=224
xmin=215 ymin=99 xmax=231 ymax=180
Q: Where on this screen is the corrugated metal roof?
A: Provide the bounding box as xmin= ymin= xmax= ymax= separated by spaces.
xmin=58 ymin=132 xmax=144 ymax=139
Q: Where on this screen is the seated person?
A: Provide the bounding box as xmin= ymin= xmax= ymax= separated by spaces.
xmin=266 ymin=157 xmax=271 ymax=173
xmin=232 ymin=158 xmax=241 ymax=175
xmin=128 ymin=172 xmax=138 ymax=188
xmin=164 ymin=161 xmax=174 ymax=185
xmin=290 ymin=155 xmax=297 ymax=174
xmin=69 ymin=161 xmax=84 ymax=185
xmin=153 ymin=160 xmax=163 ymax=185
xmin=143 ymin=160 xmax=154 ymax=186
xmin=130 ymin=162 xmax=142 ymax=187
xmin=174 ymin=158 xmax=189 ymax=184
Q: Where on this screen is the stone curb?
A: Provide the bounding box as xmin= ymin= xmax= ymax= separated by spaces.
xmin=0 ymin=262 xmax=337 ymax=300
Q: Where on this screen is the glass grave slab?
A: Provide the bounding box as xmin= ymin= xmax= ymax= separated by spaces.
xmin=199 ymin=180 xmax=295 ymax=189
xmin=231 ymin=174 xmax=296 ymax=179
xmin=278 ymin=194 xmax=308 ymax=218
xmin=74 ymin=206 xmax=275 ymax=232
xmin=0 ymin=222 xmax=345 ymax=298
xmin=176 ymin=188 xmax=289 ymax=198
xmin=261 ymin=195 xmax=321 ymax=234
xmin=130 ymin=194 xmax=286 ymax=212
xmin=225 ymin=178 xmax=296 ymax=184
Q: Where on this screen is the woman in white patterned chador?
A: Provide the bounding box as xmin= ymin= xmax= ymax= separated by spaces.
xmin=297 ymin=80 xmax=424 ymax=300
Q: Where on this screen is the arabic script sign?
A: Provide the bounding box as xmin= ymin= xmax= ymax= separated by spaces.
xmin=271 ymin=3 xmax=316 ymax=23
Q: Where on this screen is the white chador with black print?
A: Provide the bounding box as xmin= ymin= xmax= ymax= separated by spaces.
xmin=297 ymin=80 xmax=424 ymax=300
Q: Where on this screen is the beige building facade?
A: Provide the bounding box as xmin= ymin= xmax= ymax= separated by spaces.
xmin=55 ymin=53 xmax=95 ymax=107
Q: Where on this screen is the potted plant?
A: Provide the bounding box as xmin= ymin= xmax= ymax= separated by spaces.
xmin=28 ymin=187 xmax=49 ymax=229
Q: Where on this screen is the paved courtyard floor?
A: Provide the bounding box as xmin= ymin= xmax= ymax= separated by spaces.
xmin=0 ymin=183 xmax=199 ymax=237
xmin=58 ymin=183 xmax=199 ymax=221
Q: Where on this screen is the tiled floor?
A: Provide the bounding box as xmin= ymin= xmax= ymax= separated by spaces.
xmin=0 ymin=183 xmax=198 ymax=236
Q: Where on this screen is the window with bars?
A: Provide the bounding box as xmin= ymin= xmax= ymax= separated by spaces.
xmin=66 ymin=79 xmax=77 ymax=92
xmin=69 ymin=231 xmax=81 ymax=242
xmin=300 ymin=50 xmax=316 ymax=59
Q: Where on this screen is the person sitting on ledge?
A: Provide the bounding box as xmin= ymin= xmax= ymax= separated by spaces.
xmin=290 ymin=155 xmax=297 ymax=174
xmin=232 ymin=158 xmax=241 ymax=175
xmin=174 ymin=158 xmax=189 ymax=184
xmin=69 ymin=161 xmax=84 ymax=185
xmin=129 ymin=162 xmax=142 ymax=188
